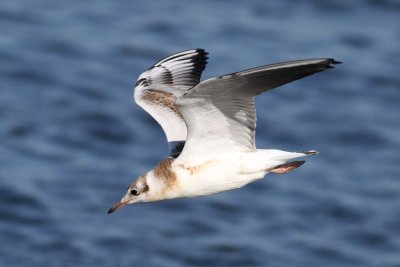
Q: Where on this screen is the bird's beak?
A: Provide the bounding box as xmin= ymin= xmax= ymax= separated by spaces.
xmin=107 ymin=201 xmax=127 ymax=214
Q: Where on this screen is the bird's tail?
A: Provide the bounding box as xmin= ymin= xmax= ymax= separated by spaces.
xmin=240 ymin=149 xmax=318 ymax=175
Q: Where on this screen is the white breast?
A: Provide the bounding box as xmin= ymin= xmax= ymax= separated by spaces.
xmin=172 ymin=152 xmax=267 ymax=198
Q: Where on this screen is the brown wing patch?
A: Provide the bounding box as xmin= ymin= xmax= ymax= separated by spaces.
xmin=141 ymin=89 xmax=181 ymax=117
xmin=154 ymin=158 xmax=177 ymax=186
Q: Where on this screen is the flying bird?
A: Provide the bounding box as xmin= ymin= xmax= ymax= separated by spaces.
xmin=108 ymin=49 xmax=339 ymax=213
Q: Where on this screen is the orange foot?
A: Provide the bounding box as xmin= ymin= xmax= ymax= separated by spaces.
xmin=269 ymin=161 xmax=305 ymax=174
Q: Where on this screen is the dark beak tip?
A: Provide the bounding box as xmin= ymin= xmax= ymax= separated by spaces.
xmin=107 ymin=207 xmax=114 ymax=214
xmin=107 ymin=202 xmax=126 ymax=214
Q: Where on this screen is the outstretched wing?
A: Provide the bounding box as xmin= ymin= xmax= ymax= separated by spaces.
xmin=175 ymin=58 xmax=340 ymax=164
xmin=134 ymin=49 xmax=208 ymax=156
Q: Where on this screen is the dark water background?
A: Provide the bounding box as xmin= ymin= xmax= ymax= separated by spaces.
xmin=1 ymin=0 xmax=399 ymax=266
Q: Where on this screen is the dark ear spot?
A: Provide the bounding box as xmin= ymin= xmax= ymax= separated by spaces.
xmin=142 ymin=184 xmax=149 ymax=193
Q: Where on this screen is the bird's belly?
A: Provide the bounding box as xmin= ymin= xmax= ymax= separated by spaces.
xmin=176 ymin=156 xmax=266 ymax=197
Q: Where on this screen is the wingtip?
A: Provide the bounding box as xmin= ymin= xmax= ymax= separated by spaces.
xmin=192 ymin=48 xmax=209 ymax=66
xmin=328 ymin=59 xmax=342 ymax=68
xmin=194 ymin=48 xmax=208 ymax=55
xmin=299 ymin=150 xmax=319 ymax=155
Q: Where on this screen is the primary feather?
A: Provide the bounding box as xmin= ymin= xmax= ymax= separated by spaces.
xmin=134 ymin=49 xmax=208 ymax=146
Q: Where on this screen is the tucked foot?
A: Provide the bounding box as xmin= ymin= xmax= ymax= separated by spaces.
xmin=269 ymin=160 xmax=305 ymax=174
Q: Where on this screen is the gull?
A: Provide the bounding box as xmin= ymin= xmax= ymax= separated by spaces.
xmin=108 ymin=49 xmax=339 ymax=213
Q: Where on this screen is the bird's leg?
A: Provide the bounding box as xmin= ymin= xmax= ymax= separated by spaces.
xmin=269 ymin=161 xmax=305 ymax=174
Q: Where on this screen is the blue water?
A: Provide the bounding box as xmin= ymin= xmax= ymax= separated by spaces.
xmin=1 ymin=0 xmax=399 ymax=266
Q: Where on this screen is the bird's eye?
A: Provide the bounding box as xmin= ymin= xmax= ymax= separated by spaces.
xmin=130 ymin=189 xmax=139 ymax=195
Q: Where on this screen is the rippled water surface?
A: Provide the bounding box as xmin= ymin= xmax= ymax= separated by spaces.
xmin=1 ymin=1 xmax=399 ymax=266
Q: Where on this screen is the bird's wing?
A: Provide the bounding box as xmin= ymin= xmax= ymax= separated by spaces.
xmin=134 ymin=49 xmax=208 ymax=157
xmin=175 ymin=58 xmax=340 ymax=164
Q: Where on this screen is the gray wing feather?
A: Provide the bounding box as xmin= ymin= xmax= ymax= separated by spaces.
xmin=176 ymin=58 xmax=340 ymax=161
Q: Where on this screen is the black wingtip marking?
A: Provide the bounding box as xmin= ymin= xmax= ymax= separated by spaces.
xmin=188 ymin=49 xmax=208 ymax=79
xmin=298 ymin=150 xmax=319 ymax=155
xmin=148 ymin=49 xmax=208 ymax=70
xmin=327 ymin=59 xmax=342 ymax=68
xmin=147 ymin=49 xmax=209 ymax=87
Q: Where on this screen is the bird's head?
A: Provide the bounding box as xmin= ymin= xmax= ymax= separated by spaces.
xmin=108 ymin=173 xmax=153 ymax=214
xmin=108 ymin=158 xmax=178 ymax=214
